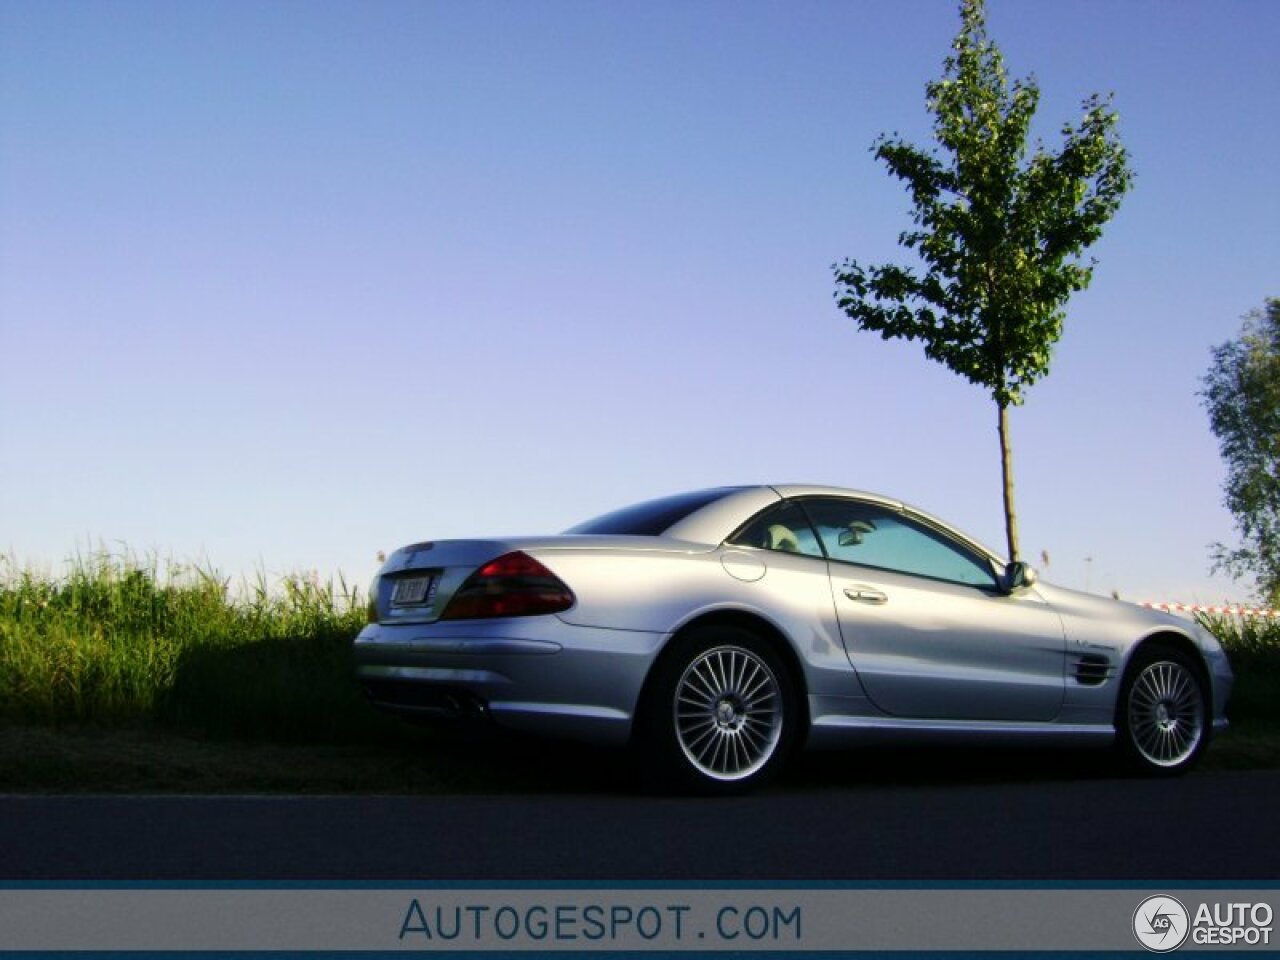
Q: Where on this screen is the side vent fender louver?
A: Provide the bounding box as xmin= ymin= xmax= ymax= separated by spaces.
xmin=1072 ymin=654 xmax=1113 ymax=686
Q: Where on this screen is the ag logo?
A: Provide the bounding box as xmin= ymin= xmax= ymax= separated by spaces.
xmin=1133 ymin=895 xmax=1190 ymax=952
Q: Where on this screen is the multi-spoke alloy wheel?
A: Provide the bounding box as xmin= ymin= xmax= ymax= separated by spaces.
xmin=642 ymin=627 xmax=797 ymax=794
xmin=1119 ymin=649 xmax=1207 ymax=775
xmin=674 ymin=645 xmax=783 ymax=782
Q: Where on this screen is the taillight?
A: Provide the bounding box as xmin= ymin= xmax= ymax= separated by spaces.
xmin=439 ymin=551 xmax=575 ymax=620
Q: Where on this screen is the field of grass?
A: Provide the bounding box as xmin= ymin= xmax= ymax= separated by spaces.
xmin=1195 ymin=610 xmax=1280 ymax=730
xmin=1 ymin=551 xmax=1277 ymax=792
xmin=0 ymin=551 xmax=385 ymax=742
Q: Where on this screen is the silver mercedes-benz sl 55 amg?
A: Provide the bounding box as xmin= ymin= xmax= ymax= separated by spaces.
xmin=354 ymin=484 xmax=1232 ymax=792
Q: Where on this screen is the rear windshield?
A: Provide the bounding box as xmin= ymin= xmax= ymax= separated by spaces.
xmin=565 ymin=487 xmax=741 ymax=536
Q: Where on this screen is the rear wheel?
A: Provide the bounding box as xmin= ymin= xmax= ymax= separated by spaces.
xmin=1116 ymin=646 xmax=1208 ymax=776
xmin=640 ymin=626 xmax=798 ymax=795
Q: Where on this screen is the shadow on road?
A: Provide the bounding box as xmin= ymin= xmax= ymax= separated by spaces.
xmin=403 ymin=724 xmax=1125 ymax=795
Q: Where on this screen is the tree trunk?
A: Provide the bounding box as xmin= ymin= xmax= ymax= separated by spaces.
xmin=998 ymin=401 xmax=1020 ymax=562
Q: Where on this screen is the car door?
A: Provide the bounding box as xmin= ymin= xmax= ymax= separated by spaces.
xmin=800 ymin=497 xmax=1067 ymax=722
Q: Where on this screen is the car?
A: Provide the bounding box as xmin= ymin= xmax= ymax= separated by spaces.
xmin=353 ymin=484 xmax=1233 ymax=793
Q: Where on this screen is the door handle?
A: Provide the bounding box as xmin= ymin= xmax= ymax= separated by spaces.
xmin=844 ymin=586 xmax=888 ymax=605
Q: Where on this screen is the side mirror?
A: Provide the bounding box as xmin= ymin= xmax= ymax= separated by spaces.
xmin=1002 ymin=560 xmax=1038 ymax=593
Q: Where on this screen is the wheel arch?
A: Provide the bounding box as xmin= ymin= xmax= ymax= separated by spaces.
xmin=1122 ymin=630 xmax=1214 ymax=715
xmin=633 ymin=608 xmax=811 ymax=741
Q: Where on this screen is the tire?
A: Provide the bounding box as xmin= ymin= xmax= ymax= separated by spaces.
xmin=1116 ymin=646 xmax=1209 ymax=776
xmin=639 ymin=626 xmax=799 ymax=795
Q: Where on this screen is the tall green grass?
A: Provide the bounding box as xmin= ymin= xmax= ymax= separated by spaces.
xmin=5 ymin=551 xmax=1278 ymax=744
xmin=0 ymin=552 xmax=389 ymax=741
xmin=1196 ymin=611 xmax=1280 ymax=726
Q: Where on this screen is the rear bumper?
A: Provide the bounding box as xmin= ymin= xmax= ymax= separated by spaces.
xmin=352 ymin=617 xmax=665 ymax=745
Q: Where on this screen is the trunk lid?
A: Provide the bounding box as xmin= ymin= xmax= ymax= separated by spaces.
xmin=373 ymin=535 xmax=712 ymax=624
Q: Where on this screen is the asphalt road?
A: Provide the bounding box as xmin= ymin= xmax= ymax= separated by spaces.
xmin=3 ymin=766 xmax=1277 ymax=881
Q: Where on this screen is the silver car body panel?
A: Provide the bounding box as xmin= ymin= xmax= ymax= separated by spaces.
xmin=827 ymin=563 xmax=1068 ymax=722
xmin=354 ymin=484 xmax=1233 ymax=749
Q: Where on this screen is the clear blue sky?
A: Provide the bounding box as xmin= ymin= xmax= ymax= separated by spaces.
xmin=2 ymin=0 xmax=1277 ymax=604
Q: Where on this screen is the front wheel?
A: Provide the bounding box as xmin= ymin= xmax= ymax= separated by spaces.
xmin=1116 ymin=647 xmax=1208 ymax=776
xmin=640 ymin=627 xmax=798 ymax=795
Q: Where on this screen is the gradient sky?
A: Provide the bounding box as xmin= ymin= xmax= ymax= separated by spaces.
xmin=2 ymin=0 xmax=1277 ymax=604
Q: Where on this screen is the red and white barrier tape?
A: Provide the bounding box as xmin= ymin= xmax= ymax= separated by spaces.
xmin=1142 ymin=601 xmax=1280 ymax=619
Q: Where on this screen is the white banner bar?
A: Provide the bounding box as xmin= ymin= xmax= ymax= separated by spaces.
xmin=0 ymin=887 xmax=1276 ymax=952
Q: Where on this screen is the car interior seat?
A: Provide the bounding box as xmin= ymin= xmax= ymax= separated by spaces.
xmin=765 ymin=524 xmax=801 ymax=553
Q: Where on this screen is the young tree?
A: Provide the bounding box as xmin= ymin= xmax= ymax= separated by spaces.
xmin=833 ymin=0 xmax=1131 ymax=562
xmin=1201 ymin=299 xmax=1280 ymax=606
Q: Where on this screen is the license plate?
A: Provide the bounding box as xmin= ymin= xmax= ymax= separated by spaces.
xmin=391 ymin=574 xmax=437 ymax=606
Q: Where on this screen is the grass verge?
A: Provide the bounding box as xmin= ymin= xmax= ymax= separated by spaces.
xmin=0 ymin=722 xmax=642 ymax=795
xmin=0 ymin=551 xmax=382 ymax=740
xmin=0 ymin=719 xmax=1274 ymax=795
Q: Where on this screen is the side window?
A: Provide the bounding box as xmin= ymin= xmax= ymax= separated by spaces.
xmin=800 ymin=499 xmax=998 ymax=589
xmin=726 ymin=501 xmax=824 ymax=559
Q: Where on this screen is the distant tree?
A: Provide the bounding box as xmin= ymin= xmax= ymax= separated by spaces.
xmin=833 ymin=0 xmax=1131 ymax=562
xmin=1201 ymin=299 xmax=1280 ymax=606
